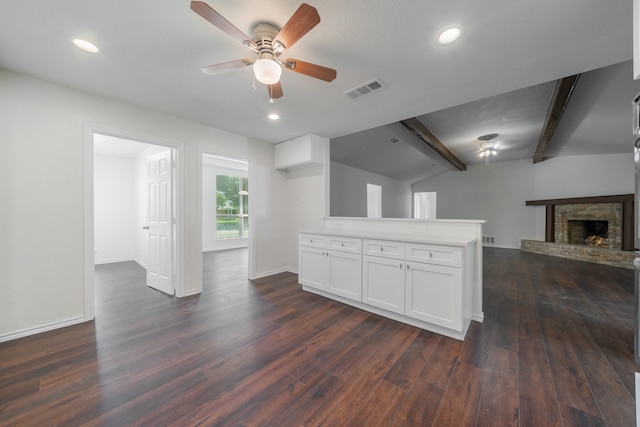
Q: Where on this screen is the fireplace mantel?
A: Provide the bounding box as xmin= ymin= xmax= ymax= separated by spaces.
xmin=525 ymin=194 xmax=634 ymax=251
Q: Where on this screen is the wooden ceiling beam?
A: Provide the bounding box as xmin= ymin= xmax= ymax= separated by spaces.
xmin=400 ymin=117 xmax=467 ymax=171
xmin=533 ymin=74 xmax=580 ymax=163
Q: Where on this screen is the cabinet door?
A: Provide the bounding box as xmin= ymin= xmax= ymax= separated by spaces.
xmin=405 ymin=262 xmax=462 ymax=331
xmin=362 ymin=255 xmax=405 ymax=314
xmin=274 ymin=140 xmax=293 ymax=169
xmin=327 ymin=251 xmax=362 ymax=302
xmin=299 ymin=246 xmax=327 ymax=290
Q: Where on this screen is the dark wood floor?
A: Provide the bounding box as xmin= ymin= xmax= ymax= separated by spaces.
xmin=0 ymin=247 xmax=637 ymax=426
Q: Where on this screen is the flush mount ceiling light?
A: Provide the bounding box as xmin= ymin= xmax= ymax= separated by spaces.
xmin=437 ymin=26 xmax=463 ymax=45
xmin=268 ymin=113 xmax=280 ymax=120
xmin=72 ymin=38 xmax=99 ymax=53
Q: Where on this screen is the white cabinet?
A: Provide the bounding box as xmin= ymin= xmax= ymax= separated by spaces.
xmin=299 ymin=232 xmax=474 ymax=340
xmin=327 ymin=251 xmax=362 ymax=301
xmin=274 ymin=134 xmax=326 ymax=170
xmin=299 ymin=246 xmax=326 ymax=290
xmin=405 ymin=262 xmax=462 ymax=331
xmin=363 ymin=255 xmax=405 ymax=314
xmin=298 ymin=234 xmax=362 ymax=302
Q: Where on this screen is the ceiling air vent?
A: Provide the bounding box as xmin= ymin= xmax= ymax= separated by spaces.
xmin=388 ymin=137 xmax=401 ymax=144
xmin=343 ymin=78 xmax=386 ymax=100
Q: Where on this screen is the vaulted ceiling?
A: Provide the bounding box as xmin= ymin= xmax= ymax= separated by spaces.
xmin=0 ymin=0 xmax=635 ymax=182
xmin=332 ymin=60 xmax=640 ymax=183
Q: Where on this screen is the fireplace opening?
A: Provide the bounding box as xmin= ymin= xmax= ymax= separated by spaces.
xmin=567 ymin=220 xmax=609 ymax=247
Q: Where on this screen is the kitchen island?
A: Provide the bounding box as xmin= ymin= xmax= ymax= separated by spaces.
xmin=298 ymin=217 xmax=484 ymax=340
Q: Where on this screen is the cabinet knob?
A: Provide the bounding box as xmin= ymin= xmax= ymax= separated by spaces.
xmin=406 ymin=264 xmax=410 ymax=270
xmin=399 ymin=263 xmax=403 ymax=268
xmin=380 ymin=247 xmax=384 ymax=252
xmin=341 ymin=242 xmax=344 ymax=247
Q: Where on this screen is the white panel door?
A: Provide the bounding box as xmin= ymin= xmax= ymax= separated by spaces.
xmin=327 ymin=251 xmax=362 ymax=302
xmin=298 ymin=246 xmax=327 ymax=290
xmin=405 ymin=262 xmax=462 ymax=331
xmin=146 ymin=150 xmax=174 ymax=295
xmin=362 ymin=255 xmax=405 ymax=314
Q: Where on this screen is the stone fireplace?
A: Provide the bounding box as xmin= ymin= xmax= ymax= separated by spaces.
xmin=556 ymin=203 xmax=621 ymax=249
xmin=521 ymin=194 xmax=633 ymax=269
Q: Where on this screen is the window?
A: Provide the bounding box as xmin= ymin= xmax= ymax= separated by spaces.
xmin=216 ymin=174 xmax=248 ymax=239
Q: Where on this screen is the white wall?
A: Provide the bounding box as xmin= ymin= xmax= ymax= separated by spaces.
xmin=94 ymin=153 xmax=135 ymax=264
xmin=282 ymin=140 xmax=331 ymax=272
xmin=0 ymin=68 xmax=289 ymax=341
xmin=330 ymin=161 xmax=412 ymax=218
xmin=412 ymin=153 xmax=633 ymax=249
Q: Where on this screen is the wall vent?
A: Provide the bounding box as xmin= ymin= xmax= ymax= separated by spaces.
xmin=388 ymin=137 xmax=401 ymax=144
xmin=343 ymin=78 xmax=386 ymax=100
xmin=482 ymin=236 xmax=495 ymax=244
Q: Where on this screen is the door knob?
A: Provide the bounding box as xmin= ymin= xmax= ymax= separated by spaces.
xmin=142 ymin=225 xmax=150 ymax=230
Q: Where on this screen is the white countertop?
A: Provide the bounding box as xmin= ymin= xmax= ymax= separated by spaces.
xmin=299 ymin=229 xmax=477 ymax=247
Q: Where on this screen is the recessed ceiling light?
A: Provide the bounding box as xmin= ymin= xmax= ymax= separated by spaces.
xmin=72 ymin=38 xmax=99 ymax=53
xmin=437 ymin=26 xmax=463 ymax=45
xmin=268 ymin=113 xmax=280 ymax=120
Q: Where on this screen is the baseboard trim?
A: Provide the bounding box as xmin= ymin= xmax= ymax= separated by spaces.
xmin=252 ymin=268 xmax=290 ymax=279
xmin=472 ymin=312 xmax=485 ymax=323
xmin=0 ymin=316 xmax=87 ymax=343
xmin=180 ymin=289 xmax=201 ymax=297
xmin=94 ymin=257 xmax=135 ymax=265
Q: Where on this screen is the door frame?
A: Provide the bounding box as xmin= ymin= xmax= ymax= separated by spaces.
xmin=83 ymin=124 xmax=183 ymax=321
xmin=198 ymin=146 xmax=256 ymax=280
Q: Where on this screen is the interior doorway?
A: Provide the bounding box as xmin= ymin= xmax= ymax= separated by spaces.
xmin=414 ymin=192 xmax=437 ymax=219
xmin=93 ymin=132 xmax=178 ymax=298
xmin=201 ymin=153 xmax=251 ymax=279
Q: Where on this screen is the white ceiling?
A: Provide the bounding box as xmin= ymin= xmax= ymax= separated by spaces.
xmin=0 ymin=0 xmax=636 ymax=179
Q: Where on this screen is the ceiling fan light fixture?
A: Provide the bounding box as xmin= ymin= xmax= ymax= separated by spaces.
xmin=253 ymin=58 xmax=282 ymax=85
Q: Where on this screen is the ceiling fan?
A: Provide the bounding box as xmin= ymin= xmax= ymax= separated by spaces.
xmin=190 ymin=1 xmax=337 ymax=101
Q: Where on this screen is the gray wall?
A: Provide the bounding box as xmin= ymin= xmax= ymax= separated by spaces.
xmin=411 ymin=153 xmax=633 ymax=249
xmin=330 ymin=161 xmax=412 ymax=218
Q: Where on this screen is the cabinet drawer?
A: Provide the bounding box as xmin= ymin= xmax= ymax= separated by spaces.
xmin=299 ymin=234 xmax=325 ymax=248
xmin=363 ymin=239 xmax=405 ymax=260
xmin=405 ymin=243 xmax=461 ymax=267
xmin=327 ymin=236 xmax=362 ymax=253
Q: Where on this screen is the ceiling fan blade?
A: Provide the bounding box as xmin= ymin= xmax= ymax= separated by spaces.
xmin=190 ymin=1 xmax=256 ymax=49
xmin=284 ymin=58 xmax=336 ymax=82
xmin=268 ymin=82 xmax=284 ymax=99
xmin=273 ymin=3 xmax=320 ymax=51
xmin=201 ymin=59 xmax=253 ymax=75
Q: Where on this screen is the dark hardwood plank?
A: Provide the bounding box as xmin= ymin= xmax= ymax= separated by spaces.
xmin=389 ymin=378 xmax=443 ymax=426
xmin=477 ymin=345 xmax=519 ymax=426
xmin=419 ymin=335 xmax=463 ymax=389
xmin=383 ymin=329 xmax=441 ymax=390
xmin=431 ymin=361 xmax=485 ymax=426
xmin=0 ymin=247 xmax=636 ymax=426
xmin=517 ymin=279 xmax=563 ymax=427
